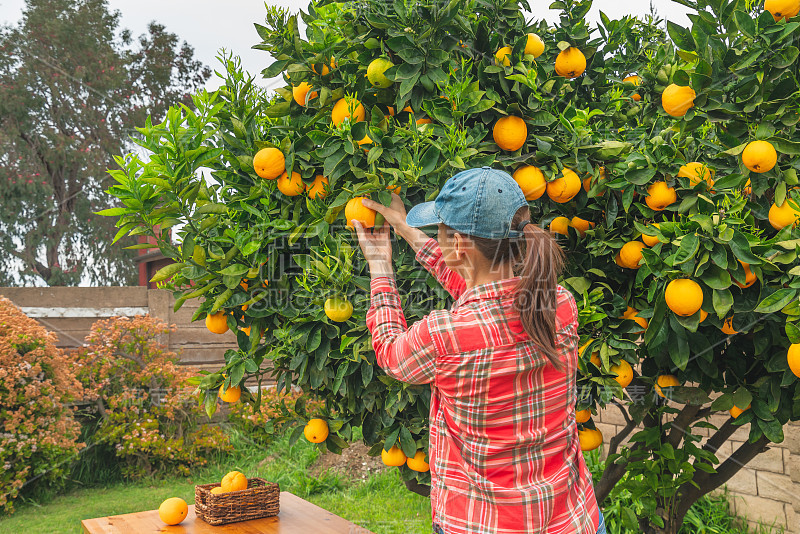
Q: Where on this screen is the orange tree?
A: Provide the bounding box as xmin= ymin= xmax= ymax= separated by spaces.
xmin=102 ymin=0 xmax=800 ymax=531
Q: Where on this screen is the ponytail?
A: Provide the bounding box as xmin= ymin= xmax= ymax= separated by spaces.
xmin=514 ymin=220 xmax=565 ymax=371
xmin=459 ymin=206 xmax=566 ymax=370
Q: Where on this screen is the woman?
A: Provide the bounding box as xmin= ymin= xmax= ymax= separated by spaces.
xmin=352 ymin=166 xmax=604 ymax=534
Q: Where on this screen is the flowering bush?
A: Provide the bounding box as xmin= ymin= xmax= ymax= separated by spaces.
xmin=73 ymin=315 xmax=231 ymax=478
xmin=0 ymin=296 xmax=83 ymax=513
xmin=228 ymin=386 xmax=326 ymax=442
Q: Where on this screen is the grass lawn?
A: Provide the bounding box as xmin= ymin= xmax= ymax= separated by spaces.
xmin=0 ymin=429 xmax=432 ymax=534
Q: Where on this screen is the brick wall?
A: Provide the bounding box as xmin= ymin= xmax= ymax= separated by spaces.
xmin=595 ymin=406 xmax=800 ymax=532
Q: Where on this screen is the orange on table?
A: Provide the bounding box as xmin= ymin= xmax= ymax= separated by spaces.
xmin=253 ymin=147 xmax=285 ymax=180
xmin=221 ymin=471 xmax=248 ymax=492
xmin=276 ymin=171 xmax=306 ymax=196
xmin=513 ymin=165 xmax=547 ymax=200
xmin=158 ymin=497 xmax=188 ymax=526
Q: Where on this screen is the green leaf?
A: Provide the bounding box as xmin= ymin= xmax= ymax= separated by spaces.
xmin=674 ymin=233 xmax=699 ymax=265
xmin=786 ymin=322 xmax=800 ymax=344
xmin=755 ymin=288 xmax=797 ymax=314
xmin=668 ymin=21 xmax=695 ymax=51
xmin=732 ymin=387 xmax=753 ymax=410
xmin=729 ymin=232 xmax=761 ymax=264
xmin=149 ymin=262 xmax=186 ymax=283
xmin=711 ymin=392 xmax=734 ymax=411
xmin=196 ymin=203 xmax=229 ymax=215
xmin=398 ymin=427 xmax=416 ymax=458
xmin=219 ymin=264 xmax=250 ymax=276
xmin=712 ymin=289 xmax=733 ymax=317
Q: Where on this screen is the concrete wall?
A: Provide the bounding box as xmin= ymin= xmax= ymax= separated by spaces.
xmin=595 ymin=405 xmax=800 ymax=533
xmin=0 ymin=286 xmax=240 ymax=375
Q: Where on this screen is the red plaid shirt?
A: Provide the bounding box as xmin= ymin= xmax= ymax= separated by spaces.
xmin=366 ymin=238 xmax=599 ymax=534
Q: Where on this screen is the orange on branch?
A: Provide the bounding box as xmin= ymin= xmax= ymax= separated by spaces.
xmin=406 ymin=451 xmax=430 ymax=472
xmin=292 ymin=81 xmax=317 ymax=106
xmin=219 ymin=384 xmax=241 ymax=403
xmin=733 ymin=261 xmax=757 ymax=289
xmin=619 ymin=241 xmax=646 ymax=269
xmin=546 ymin=168 xmax=582 ymax=203
xmin=331 ymin=97 xmax=365 ymax=126
xmin=571 ymin=216 xmax=594 ymax=236
xmin=729 ymin=404 xmax=750 ymax=419
xmin=381 ymin=445 xmax=407 ymax=466
xmin=575 ymin=409 xmax=591 ymax=424
xmin=655 ymin=375 xmax=681 ymax=398
xmin=622 ymin=306 xmax=648 ymax=332
xmin=642 ymin=223 xmax=661 ymax=247
xmin=742 ymin=140 xmax=777 ymax=173
xmin=513 ymin=165 xmax=547 ymax=200
xmin=495 ymin=46 xmax=512 ymax=66
xmin=721 ymin=317 xmax=738 ymax=335
xmin=610 ymin=360 xmax=633 ymax=388
xmin=550 ymin=216 xmax=571 ymax=235
xmin=525 ymin=33 xmax=545 ymax=58
xmin=276 ymin=171 xmax=305 ymax=196
xmin=324 ymin=297 xmax=353 ymax=322
xmin=661 ymin=84 xmax=696 ymax=117
xmin=765 ymin=0 xmax=800 ymax=21
xmin=304 ymin=418 xmax=329 ymax=443
xmin=307 ymin=174 xmax=329 ymax=199
xmin=493 ymin=115 xmax=527 ymax=151
xmin=645 ymin=181 xmax=677 ymax=211
xmin=345 ymin=197 xmax=376 ymax=228
xmin=205 ymin=312 xmax=229 ymax=334
xmin=665 ymin=279 xmax=703 ymax=316
xmin=788 ymin=344 xmax=800 ymax=378
xmin=253 ymin=147 xmax=285 ymax=180
xmin=678 ymin=162 xmax=715 ymax=187
xmin=578 ymin=428 xmax=603 ymax=451
xmin=768 ymin=199 xmax=800 ymax=229
xmin=555 ymin=47 xmax=586 ymax=79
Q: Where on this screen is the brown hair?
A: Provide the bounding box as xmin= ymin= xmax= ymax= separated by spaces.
xmin=447 ymin=206 xmax=566 ymax=370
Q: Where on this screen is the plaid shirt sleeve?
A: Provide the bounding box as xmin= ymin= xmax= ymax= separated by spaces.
xmin=365 ymin=276 xmax=438 ymax=385
xmin=415 ymin=238 xmax=466 ymax=299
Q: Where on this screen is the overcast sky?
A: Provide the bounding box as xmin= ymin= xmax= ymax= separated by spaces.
xmin=0 ymin=0 xmax=692 ymax=92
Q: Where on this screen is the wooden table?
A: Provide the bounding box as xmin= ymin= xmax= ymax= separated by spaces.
xmin=81 ymin=492 xmax=374 ymax=534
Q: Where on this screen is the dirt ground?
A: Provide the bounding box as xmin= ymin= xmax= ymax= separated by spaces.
xmin=308 ymin=441 xmax=387 ymax=481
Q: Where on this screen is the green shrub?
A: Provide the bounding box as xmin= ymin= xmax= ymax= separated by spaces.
xmin=73 ymin=315 xmax=232 ymax=478
xmin=0 ymin=295 xmax=83 ymax=513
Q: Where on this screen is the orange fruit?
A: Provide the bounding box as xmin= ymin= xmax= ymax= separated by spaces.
xmin=699 ymin=309 xmax=708 ymax=323
xmin=292 ymin=82 xmax=317 ymax=106
xmin=513 ymin=165 xmax=547 ymax=200
xmin=645 ymin=181 xmax=677 ymax=211
xmin=311 ymin=57 xmax=336 ymax=75
xmin=590 ymin=353 xmax=601 ymax=368
xmin=622 ymin=306 xmax=648 ymax=332
xmin=721 ymin=317 xmax=738 ymax=335
xmin=307 ymin=175 xmax=329 ymax=199
xmin=406 ymin=451 xmax=430 ymax=472
xmin=221 ymin=471 xmax=248 ymax=492
xmin=678 ymin=162 xmax=715 ymax=187
xmin=624 ymin=75 xmax=641 ymax=101
xmin=575 ymin=409 xmax=591 ymax=424
xmin=742 ymin=140 xmax=777 ymax=173
xmin=416 ymin=117 xmax=432 ymax=125
xmin=729 ymin=404 xmax=750 ymax=419
xmin=655 ymin=375 xmax=681 ymax=398
xmin=493 ymin=115 xmax=527 ymax=151
xmin=765 ymin=0 xmax=800 ymax=21
xmin=550 ymin=216 xmax=571 ymax=235
xmin=610 ymin=360 xmax=633 ymax=388
xmin=381 ymin=445 xmax=407 ymax=466
xmin=219 ymin=384 xmax=241 ymax=403
xmin=242 ymin=326 xmax=251 ymax=336
xmin=546 ymin=168 xmax=582 ymax=203
xmin=578 ymin=427 xmax=603 ymax=451
xmin=525 ymin=33 xmax=545 ymax=58
xmin=324 ymin=297 xmax=353 ymax=322
xmin=331 ymin=97 xmax=365 ymax=126
xmin=276 ymin=171 xmax=305 ymax=196
xmin=205 ymin=312 xmax=229 ymax=334
xmin=743 ymin=178 xmax=752 ymax=196
xmin=253 ymin=147 xmax=285 ymax=180
xmin=358 ymin=133 xmax=373 ymax=147
xmin=665 ymin=279 xmax=703 ymax=317
xmin=495 ymin=46 xmax=512 ymax=66
xmin=210 ymin=486 xmax=226 ymax=495
xmin=642 ymin=223 xmax=661 ymax=247
xmin=769 ymin=199 xmax=800 ymax=229
xmin=554 ymin=47 xmax=586 ymax=79
xmin=158 ymin=497 xmax=188 ymax=525
xmin=304 ymin=418 xmax=329 ymax=443
xmin=661 ymin=84 xmax=696 ymax=117
xmin=734 ymin=261 xmax=757 ymax=289
xmin=344 ymin=197 xmax=376 ymax=228
xmin=571 ymin=216 xmax=594 ymax=236
xmin=788 ymin=343 xmax=800 ymax=378
xmin=583 ymin=167 xmax=606 ymax=197
xmin=387 ymin=184 xmax=401 ymax=194
xmin=619 ymin=241 xmax=646 ymax=269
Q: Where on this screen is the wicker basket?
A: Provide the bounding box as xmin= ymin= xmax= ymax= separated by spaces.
xmin=195 ymin=477 xmax=280 ymax=526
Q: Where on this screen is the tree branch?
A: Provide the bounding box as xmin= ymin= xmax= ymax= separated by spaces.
xmin=666 ymin=404 xmax=700 ymax=449
xmin=607 ymin=400 xmax=637 ymax=457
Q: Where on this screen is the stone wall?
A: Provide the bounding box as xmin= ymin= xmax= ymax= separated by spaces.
xmin=595 ymin=405 xmax=800 ymax=532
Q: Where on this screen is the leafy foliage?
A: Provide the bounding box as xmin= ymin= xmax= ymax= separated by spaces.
xmin=0 ymin=295 xmax=83 ymax=513
xmin=104 ymin=0 xmax=800 ymax=530
xmin=73 ymin=315 xmax=232 ymax=478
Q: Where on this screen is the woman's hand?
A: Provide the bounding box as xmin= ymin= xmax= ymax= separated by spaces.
xmin=362 ymin=194 xmax=432 ymax=253
xmin=352 ymin=220 xmax=394 ymax=278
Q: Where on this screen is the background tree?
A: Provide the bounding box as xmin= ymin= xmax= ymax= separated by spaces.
xmin=104 ymin=0 xmax=800 ymax=532
xmin=0 ymin=0 xmax=211 ymax=286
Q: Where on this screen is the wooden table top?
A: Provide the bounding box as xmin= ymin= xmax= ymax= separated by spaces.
xmin=81 ymin=491 xmax=374 ymax=534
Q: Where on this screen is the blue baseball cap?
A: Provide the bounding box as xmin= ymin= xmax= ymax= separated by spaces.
xmin=406 ymin=166 xmax=528 ymax=239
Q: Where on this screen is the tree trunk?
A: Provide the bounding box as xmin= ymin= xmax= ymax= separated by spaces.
xmin=404 ymin=478 xmax=431 ymax=497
